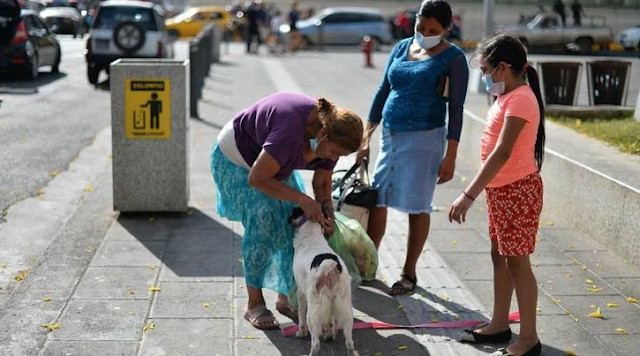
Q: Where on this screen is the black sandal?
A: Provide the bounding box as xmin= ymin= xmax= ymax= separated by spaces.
xmin=459 ymin=328 xmax=512 ymax=344
xmin=388 ymin=273 xmax=417 ymax=295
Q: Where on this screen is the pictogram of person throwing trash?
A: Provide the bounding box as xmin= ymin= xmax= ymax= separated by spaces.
xmin=140 ymin=92 xmax=162 ymax=129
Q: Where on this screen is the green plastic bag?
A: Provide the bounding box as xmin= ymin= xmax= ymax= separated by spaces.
xmin=327 ymin=212 xmax=379 ymax=284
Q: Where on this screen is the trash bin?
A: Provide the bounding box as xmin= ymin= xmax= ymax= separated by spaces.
xmin=587 ymin=60 xmax=632 ymax=106
xmin=538 ymin=62 xmax=582 ymax=106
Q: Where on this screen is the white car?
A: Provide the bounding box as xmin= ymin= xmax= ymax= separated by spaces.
xmin=617 ymin=25 xmax=640 ymax=50
xmin=84 ymin=0 xmax=174 ymax=84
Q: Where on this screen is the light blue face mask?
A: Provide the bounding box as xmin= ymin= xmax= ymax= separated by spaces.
xmin=414 ymin=31 xmax=442 ymax=50
xmin=309 ymin=135 xmax=326 ymax=153
xmin=482 ymin=66 xmax=506 ymax=96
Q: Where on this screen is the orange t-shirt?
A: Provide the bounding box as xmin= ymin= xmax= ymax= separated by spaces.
xmin=480 ymin=85 xmax=540 ymax=188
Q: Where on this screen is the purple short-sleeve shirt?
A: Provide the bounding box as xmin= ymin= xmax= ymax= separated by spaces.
xmin=232 ymin=92 xmax=337 ymax=180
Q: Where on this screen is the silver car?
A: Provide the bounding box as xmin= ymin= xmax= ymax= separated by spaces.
xmin=281 ymin=7 xmax=392 ymax=47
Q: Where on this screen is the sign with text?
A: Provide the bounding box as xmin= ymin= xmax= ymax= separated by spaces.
xmin=125 ymin=79 xmax=171 ymax=139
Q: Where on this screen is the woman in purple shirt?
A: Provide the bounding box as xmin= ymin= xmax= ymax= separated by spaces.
xmin=210 ymin=92 xmax=363 ymax=330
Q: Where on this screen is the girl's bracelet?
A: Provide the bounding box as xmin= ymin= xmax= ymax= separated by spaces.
xmin=462 ymin=191 xmax=475 ymax=202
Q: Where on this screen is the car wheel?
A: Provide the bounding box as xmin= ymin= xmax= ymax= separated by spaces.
xmin=575 ymin=37 xmax=593 ymax=54
xmin=167 ymin=29 xmax=179 ymax=38
xmin=113 ymin=21 xmax=146 ymax=54
xmin=87 ymin=64 xmax=99 ymax=85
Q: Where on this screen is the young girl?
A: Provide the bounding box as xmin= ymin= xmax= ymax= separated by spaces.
xmin=448 ymin=34 xmax=545 ymax=356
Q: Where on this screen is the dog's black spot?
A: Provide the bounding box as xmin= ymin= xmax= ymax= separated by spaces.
xmin=310 ymin=253 xmax=342 ymax=273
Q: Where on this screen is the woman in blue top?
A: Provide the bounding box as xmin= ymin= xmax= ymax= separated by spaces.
xmin=357 ymin=0 xmax=469 ymax=295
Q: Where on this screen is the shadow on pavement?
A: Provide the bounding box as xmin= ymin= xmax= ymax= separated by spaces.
xmin=118 ymin=209 xmax=243 ymax=279
xmin=0 ymin=71 xmax=67 ymax=94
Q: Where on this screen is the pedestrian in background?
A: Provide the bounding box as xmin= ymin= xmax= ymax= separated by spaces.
xmin=571 ymin=0 xmax=585 ymax=26
xmin=553 ymin=0 xmax=566 ymax=26
xmin=451 ymin=34 xmax=545 ymax=356
xmin=210 ymin=92 xmax=363 ymax=330
xmin=357 ymin=0 xmax=469 ymax=296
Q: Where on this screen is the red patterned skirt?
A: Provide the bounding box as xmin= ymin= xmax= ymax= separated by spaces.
xmin=486 ymin=173 xmax=543 ymax=256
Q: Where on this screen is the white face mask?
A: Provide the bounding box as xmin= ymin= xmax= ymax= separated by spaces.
xmin=482 ymin=66 xmax=506 ymax=96
xmin=414 ymin=31 xmax=442 ymax=50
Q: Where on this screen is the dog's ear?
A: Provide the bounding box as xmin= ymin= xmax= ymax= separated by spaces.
xmin=288 ymin=207 xmax=305 ymax=226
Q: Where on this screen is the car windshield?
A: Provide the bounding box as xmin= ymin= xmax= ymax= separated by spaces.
xmin=93 ymin=6 xmax=157 ymax=31
xmin=41 ymin=7 xmax=79 ymax=18
xmin=171 ymin=8 xmax=197 ymax=22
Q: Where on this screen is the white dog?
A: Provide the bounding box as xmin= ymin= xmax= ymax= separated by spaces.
xmin=290 ymin=209 xmax=357 ymax=356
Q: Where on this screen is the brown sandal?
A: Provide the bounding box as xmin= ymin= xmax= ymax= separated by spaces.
xmin=388 ymin=273 xmax=417 ymax=295
xmin=275 ymin=303 xmax=299 ymax=324
xmin=244 ymin=305 xmax=279 ymax=330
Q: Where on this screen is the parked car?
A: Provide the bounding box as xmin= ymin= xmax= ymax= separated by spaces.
xmin=389 ymin=7 xmax=462 ymax=42
xmin=500 ymin=13 xmax=613 ymax=53
xmin=40 ymin=6 xmax=83 ymax=37
xmin=0 ymin=0 xmax=61 ymax=79
xmin=84 ymin=0 xmax=174 ymax=85
xmin=165 ymin=6 xmax=231 ymax=38
xmin=617 ymin=24 xmax=640 ymax=50
xmin=279 ymin=7 xmax=392 ymax=48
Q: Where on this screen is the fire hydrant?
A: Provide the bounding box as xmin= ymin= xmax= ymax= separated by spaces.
xmin=360 ymin=35 xmax=374 ymax=68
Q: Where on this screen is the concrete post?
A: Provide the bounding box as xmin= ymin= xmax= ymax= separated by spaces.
xmin=212 ymin=24 xmax=221 ymax=63
xmin=110 ymin=59 xmax=190 ymax=212
xmin=635 ymin=90 xmax=640 ymax=121
xmin=482 ymin=0 xmax=495 ymax=37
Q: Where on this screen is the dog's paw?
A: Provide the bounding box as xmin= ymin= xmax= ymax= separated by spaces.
xmin=295 ymin=327 xmax=309 ymax=338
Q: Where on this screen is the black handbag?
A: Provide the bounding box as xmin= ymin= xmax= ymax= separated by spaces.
xmin=332 ymin=159 xmax=378 ymax=211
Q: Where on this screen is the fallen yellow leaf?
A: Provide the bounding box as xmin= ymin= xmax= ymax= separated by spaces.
xmin=143 ymin=323 xmax=155 ymax=331
xmin=1 ymin=263 xmax=6 ymax=268
xmin=565 ymin=350 xmax=577 ymax=356
xmin=37 ymin=190 xmax=45 ymax=197
xmin=50 ymin=170 xmax=59 ymax=177
xmin=453 ymin=314 xmax=461 ymax=320
xmin=627 ymin=297 xmax=638 ymax=304
xmin=607 ymin=303 xmax=619 ymax=308
xmin=43 ymin=296 xmax=52 ymax=302
xmin=230 ymin=304 xmax=237 ymax=310
xmin=451 ymin=240 xmax=457 ymax=246
xmin=381 ymin=278 xmax=387 ymax=283
xmin=546 ymin=221 xmax=554 ymax=226
xmin=14 ymin=269 xmax=29 ymax=281
xmin=585 ymin=278 xmax=594 ymax=284
xmin=86 ymin=246 xmax=95 ymax=252
xmin=553 ymin=298 xmax=562 ymax=304
xmin=203 ymin=303 xmax=210 ymax=308
xmin=431 ymin=317 xmax=440 ymax=323
xmin=83 ymin=185 xmax=94 ymax=192
xmin=149 ymin=265 xmax=155 ymax=270
xmin=242 ymin=335 xmax=256 ymax=339
xmin=41 ymin=323 xmax=60 ymax=331
xmin=149 ymin=286 xmax=161 ymax=292
xmin=588 ymin=286 xmax=603 ymax=293
xmin=589 ymin=307 xmax=604 ymax=318
xmin=397 ymin=304 xmax=403 ymax=310
xmin=582 ymin=265 xmax=587 ymax=270
xmin=536 ymin=307 xmax=542 ymax=313
xmin=616 ymin=328 xmax=628 ymax=334
xmin=397 ymin=345 xmax=408 ymax=350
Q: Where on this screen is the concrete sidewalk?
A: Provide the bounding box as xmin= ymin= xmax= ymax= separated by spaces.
xmin=1 ymin=43 xmax=639 ymax=356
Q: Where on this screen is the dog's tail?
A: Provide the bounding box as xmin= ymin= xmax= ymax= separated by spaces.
xmin=313 ymin=258 xmax=342 ymax=293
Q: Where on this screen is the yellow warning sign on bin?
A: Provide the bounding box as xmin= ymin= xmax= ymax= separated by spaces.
xmin=125 ymin=78 xmax=171 ymax=139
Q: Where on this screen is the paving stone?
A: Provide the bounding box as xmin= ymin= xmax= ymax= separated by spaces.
xmin=428 ymin=228 xmax=490 ymax=253
xmin=535 ymin=314 xmax=616 ymax=356
xmin=437 ymin=252 xmax=493 ymax=281
xmin=139 ymin=319 xmax=232 ymax=356
xmin=72 ymin=267 xmax=158 ymax=300
xmin=12 ymin=266 xmax=83 ymax=301
xmin=602 ymin=277 xmax=640 ymax=299
xmin=556 ymin=295 xmax=640 ymax=335
xmin=40 ymin=341 xmax=139 ymax=356
xmin=538 ymin=227 xmax=608 ymax=252
xmin=534 ymin=265 xmax=619 ymax=296
xmin=566 ymin=250 xmax=640 ymax=278
xmin=91 ymin=240 xmax=165 ymax=267
xmin=150 ymin=281 xmax=233 ymax=318
xmin=49 ymin=300 xmax=148 ymax=341
xmin=104 ymin=221 xmax=171 ymax=242
xmin=159 ymin=230 xmax=238 ymax=282
xmin=596 ymin=334 xmax=640 ymax=356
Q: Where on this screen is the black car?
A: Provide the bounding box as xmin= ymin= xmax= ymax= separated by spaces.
xmin=40 ymin=6 xmax=84 ymax=37
xmin=0 ymin=0 xmax=61 ymax=79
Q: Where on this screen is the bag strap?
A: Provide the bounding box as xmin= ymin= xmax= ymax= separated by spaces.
xmin=335 ymin=159 xmax=369 ymax=211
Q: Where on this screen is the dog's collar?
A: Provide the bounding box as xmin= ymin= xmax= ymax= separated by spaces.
xmin=297 ymin=216 xmax=308 ymax=228
xmin=310 ymin=253 xmax=342 ymax=273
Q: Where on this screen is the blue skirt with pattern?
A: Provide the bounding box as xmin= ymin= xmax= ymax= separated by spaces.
xmin=210 ymin=144 xmax=305 ymax=295
xmin=372 ymin=127 xmax=446 ymax=214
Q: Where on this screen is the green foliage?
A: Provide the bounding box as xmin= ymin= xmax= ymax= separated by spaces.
xmin=549 ymin=115 xmax=640 ymax=155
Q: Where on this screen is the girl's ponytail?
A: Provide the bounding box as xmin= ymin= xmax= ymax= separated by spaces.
xmin=526 ymin=65 xmax=546 ymax=170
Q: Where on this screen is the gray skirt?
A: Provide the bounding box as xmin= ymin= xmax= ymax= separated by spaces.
xmin=371 ymin=126 xmax=446 ymax=214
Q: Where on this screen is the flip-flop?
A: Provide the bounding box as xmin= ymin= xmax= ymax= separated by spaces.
xmin=244 ymin=305 xmax=280 ymax=330
xmin=388 ymin=273 xmax=417 ymax=296
xmin=276 ymin=303 xmax=299 ymax=324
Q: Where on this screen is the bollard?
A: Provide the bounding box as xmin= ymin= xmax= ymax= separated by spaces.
xmin=189 ymin=39 xmax=201 ymax=118
xmin=110 ymin=59 xmax=190 ymax=212
xmin=635 ymin=90 xmax=640 ymax=122
xmin=212 ymin=24 xmax=221 ymax=63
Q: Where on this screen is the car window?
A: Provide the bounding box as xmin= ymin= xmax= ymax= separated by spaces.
xmin=31 ymin=15 xmax=48 ymax=31
xmin=322 ymin=13 xmax=349 ymax=24
xmin=209 ymin=12 xmax=223 ymax=20
xmin=93 ymin=6 xmax=158 ymax=31
xmin=193 ymin=12 xmax=205 ymax=20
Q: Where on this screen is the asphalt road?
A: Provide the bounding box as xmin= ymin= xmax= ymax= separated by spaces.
xmin=0 ymin=35 xmax=111 ymax=219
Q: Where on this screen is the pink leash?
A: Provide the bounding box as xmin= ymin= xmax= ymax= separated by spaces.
xmin=282 ymin=311 xmax=521 ymax=337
